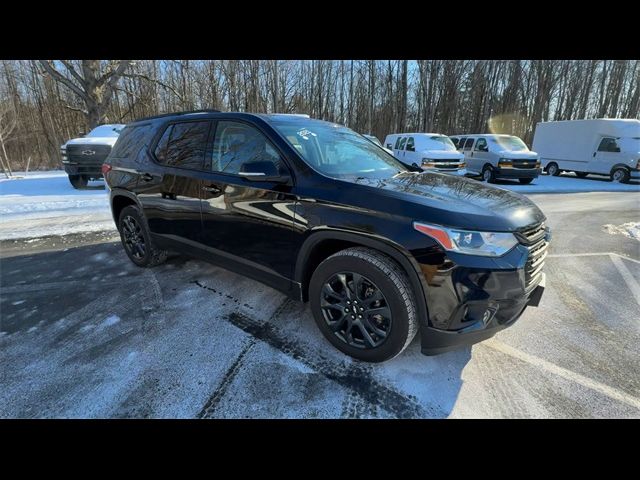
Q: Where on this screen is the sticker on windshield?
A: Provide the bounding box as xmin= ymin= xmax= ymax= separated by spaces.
xmin=297 ymin=129 xmax=317 ymax=140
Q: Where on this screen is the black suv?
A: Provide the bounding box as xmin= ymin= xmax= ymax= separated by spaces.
xmin=104 ymin=111 xmax=548 ymax=362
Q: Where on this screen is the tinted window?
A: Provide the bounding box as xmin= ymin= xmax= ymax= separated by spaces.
xmin=110 ymin=124 xmax=154 ymax=159
xmin=398 ymin=137 xmax=407 ymax=150
xmin=406 ymin=137 xmax=415 ymax=152
xmin=463 ymin=138 xmax=475 ymax=150
xmin=474 ymin=138 xmax=488 ymax=152
xmin=451 ymin=137 xmax=459 ymax=147
xmin=154 ymin=121 xmax=210 ymax=169
xmin=211 ymin=121 xmax=283 ymax=175
xmin=394 ymin=137 xmax=402 ymax=149
xmin=457 ymin=137 xmax=467 ymax=150
xmin=598 ymin=137 xmax=620 ymax=152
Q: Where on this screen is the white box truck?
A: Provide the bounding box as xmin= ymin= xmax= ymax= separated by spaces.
xmin=532 ymin=119 xmax=640 ymax=183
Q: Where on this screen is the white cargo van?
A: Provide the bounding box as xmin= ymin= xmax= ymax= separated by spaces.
xmin=532 ymin=119 xmax=640 ymax=183
xmin=383 ymin=133 xmax=466 ymax=175
xmin=449 ymin=134 xmax=541 ymax=184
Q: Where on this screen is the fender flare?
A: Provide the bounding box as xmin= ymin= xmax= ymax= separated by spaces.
xmin=109 ymin=188 xmax=143 ymax=223
xmin=295 ymin=228 xmax=431 ymax=329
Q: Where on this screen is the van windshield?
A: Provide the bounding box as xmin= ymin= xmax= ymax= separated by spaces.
xmin=271 ymin=120 xmax=409 ymax=179
xmin=491 ymin=136 xmax=529 ymax=152
xmin=86 ymin=125 xmax=124 ymax=138
xmin=428 ymin=136 xmax=457 ymax=151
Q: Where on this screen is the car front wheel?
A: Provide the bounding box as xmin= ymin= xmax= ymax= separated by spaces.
xmin=482 ymin=165 xmax=496 ymax=183
xmin=309 ymin=247 xmax=419 ymax=362
xmin=68 ymin=174 xmax=88 ymax=189
xmin=611 ymin=168 xmax=630 ymax=184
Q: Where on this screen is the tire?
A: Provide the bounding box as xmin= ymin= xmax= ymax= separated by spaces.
xmin=309 ymin=247 xmax=419 ymax=362
xmin=68 ymin=174 xmax=88 ymax=189
xmin=518 ymin=178 xmax=534 ymax=184
xmin=575 ymin=172 xmax=589 ymax=178
xmin=482 ymin=165 xmax=496 ymax=183
xmin=546 ymin=162 xmax=560 ymax=176
xmin=611 ymin=167 xmax=630 ymax=184
xmin=118 ymin=205 xmax=168 ymax=267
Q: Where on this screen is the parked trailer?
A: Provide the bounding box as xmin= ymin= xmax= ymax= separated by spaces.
xmin=532 ymin=119 xmax=640 ymax=183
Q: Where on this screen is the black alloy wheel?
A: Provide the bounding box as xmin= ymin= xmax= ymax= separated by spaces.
xmin=320 ymin=272 xmax=392 ymax=349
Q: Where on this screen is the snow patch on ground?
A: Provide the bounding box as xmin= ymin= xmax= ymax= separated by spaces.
xmin=0 ymin=170 xmax=114 ymax=240
xmin=101 ymin=315 xmax=121 ymax=327
xmin=603 ymin=222 xmax=640 ymax=241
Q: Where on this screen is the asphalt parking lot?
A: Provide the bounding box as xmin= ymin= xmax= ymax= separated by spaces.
xmin=1 ymin=191 xmax=639 ymax=418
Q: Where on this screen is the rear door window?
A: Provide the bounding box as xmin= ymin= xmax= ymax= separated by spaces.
xmin=457 ymin=137 xmax=467 ymax=150
xmin=398 ymin=137 xmax=407 ymax=150
xmin=154 ymin=121 xmax=211 ymax=170
xmin=394 ymin=137 xmax=402 ymax=149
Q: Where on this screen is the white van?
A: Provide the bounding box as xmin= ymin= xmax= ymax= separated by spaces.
xmin=449 ymin=134 xmax=540 ymax=184
xmin=532 ymin=119 xmax=640 ymax=183
xmin=362 ymin=134 xmax=394 ymax=155
xmin=383 ymin=133 xmax=466 ymax=175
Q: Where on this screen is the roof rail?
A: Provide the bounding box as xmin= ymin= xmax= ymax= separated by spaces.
xmin=133 ymin=109 xmax=222 ymax=122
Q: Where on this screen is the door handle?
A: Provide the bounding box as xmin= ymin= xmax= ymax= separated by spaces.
xmin=140 ymin=173 xmax=153 ymax=182
xmin=202 ymin=185 xmax=221 ymax=194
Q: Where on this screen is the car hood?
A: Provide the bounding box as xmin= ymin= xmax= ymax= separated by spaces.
xmin=63 ymin=137 xmax=119 ymax=148
xmin=351 ymin=171 xmax=545 ymax=231
xmin=419 ymin=149 xmax=464 ymax=160
xmin=493 ymin=150 xmax=539 ymax=160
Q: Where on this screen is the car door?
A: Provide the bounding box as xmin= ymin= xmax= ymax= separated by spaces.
xmin=199 ymin=119 xmax=299 ymax=291
xmin=471 ymin=137 xmax=490 ymax=173
xmin=593 ymin=137 xmax=621 ymax=174
xmin=404 ymin=136 xmax=417 ymax=165
xmin=395 ymin=136 xmax=408 ymax=161
xmin=136 ymin=120 xmax=212 ymax=246
xmin=462 ymin=137 xmax=477 ymax=172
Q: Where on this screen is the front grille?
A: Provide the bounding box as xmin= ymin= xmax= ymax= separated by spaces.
xmin=512 ymin=160 xmax=538 ymax=169
xmin=66 ymin=144 xmax=112 ymax=164
xmin=517 ymin=222 xmax=548 ymax=289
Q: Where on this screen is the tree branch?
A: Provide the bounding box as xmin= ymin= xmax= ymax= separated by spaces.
xmin=38 ymin=60 xmax=88 ymax=101
xmin=59 ymin=60 xmax=85 ymax=86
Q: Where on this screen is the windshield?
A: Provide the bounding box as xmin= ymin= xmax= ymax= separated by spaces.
xmin=271 ymin=120 xmax=408 ymax=179
xmin=491 ymin=136 xmax=529 ymax=152
xmin=86 ymin=125 xmax=124 ymax=138
xmin=429 ymin=136 xmax=457 ymax=151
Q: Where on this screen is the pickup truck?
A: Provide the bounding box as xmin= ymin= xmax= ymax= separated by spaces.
xmin=60 ymin=124 xmax=125 ymax=189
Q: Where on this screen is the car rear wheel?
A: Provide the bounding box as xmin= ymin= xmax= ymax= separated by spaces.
xmin=546 ymin=162 xmax=560 ymax=176
xmin=518 ymin=178 xmax=534 ymax=184
xmin=68 ymin=174 xmax=88 ymax=189
xmin=118 ymin=205 xmax=168 ymax=267
xmin=575 ymin=172 xmax=589 ymax=178
xmin=611 ymin=168 xmax=630 ymax=184
xmin=482 ymin=165 xmax=496 ymax=183
xmin=309 ymin=247 xmax=418 ymax=362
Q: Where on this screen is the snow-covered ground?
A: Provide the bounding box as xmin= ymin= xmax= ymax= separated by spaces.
xmin=1 ymin=170 xmax=638 ymax=241
xmin=0 ymin=170 xmax=114 ymax=240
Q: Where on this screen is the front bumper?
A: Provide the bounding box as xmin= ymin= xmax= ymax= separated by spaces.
xmin=62 ymin=161 xmax=103 ymax=178
xmin=494 ymin=167 xmax=541 ymax=179
xmin=630 ymin=169 xmax=640 ymax=179
xmin=411 ymin=241 xmax=547 ymax=356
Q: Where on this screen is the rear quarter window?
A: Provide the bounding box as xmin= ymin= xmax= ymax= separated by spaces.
xmin=109 ymin=124 xmax=155 ymax=161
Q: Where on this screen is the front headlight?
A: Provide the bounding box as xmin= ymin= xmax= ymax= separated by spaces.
xmin=413 ymin=222 xmax=518 ymax=257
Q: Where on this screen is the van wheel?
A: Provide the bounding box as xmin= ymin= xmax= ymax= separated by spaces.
xmin=482 ymin=165 xmax=496 ymax=183
xmin=118 ymin=205 xmax=168 ymax=267
xmin=575 ymin=172 xmax=589 ymax=178
xmin=309 ymin=247 xmax=418 ymax=363
xmin=68 ymin=174 xmax=88 ymax=189
xmin=546 ymin=163 xmax=560 ymax=176
xmin=518 ymin=178 xmax=534 ymax=184
xmin=611 ymin=168 xmax=630 ymax=184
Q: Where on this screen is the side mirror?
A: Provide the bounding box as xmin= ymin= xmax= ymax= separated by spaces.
xmin=239 ymin=161 xmax=289 ymax=183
